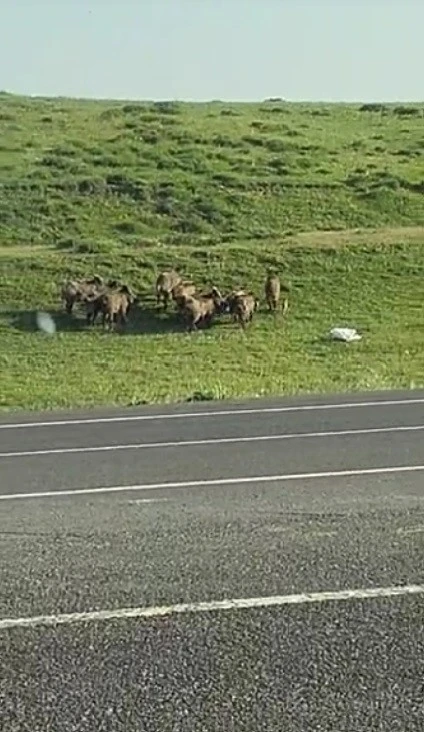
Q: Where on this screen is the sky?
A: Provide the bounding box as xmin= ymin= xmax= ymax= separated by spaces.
xmin=1 ymin=0 xmax=423 ymax=102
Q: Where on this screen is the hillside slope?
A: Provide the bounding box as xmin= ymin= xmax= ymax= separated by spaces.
xmin=1 ymin=95 xmax=423 ymax=250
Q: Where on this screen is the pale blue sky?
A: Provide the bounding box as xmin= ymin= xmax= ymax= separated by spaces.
xmin=2 ymin=0 xmax=423 ymax=102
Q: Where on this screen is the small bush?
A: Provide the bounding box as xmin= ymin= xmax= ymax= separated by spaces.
xmin=191 ymin=197 xmax=224 ymax=225
xmin=114 ymin=221 xmax=139 ymax=234
xmin=141 ymin=130 xmax=160 ymax=144
xmin=267 ymin=158 xmax=289 ymax=174
xmin=172 ymin=215 xmax=208 ymax=234
xmin=393 ymin=106 xmax=421 ymax=117
xmin=77 ymin=239 xmax=117 ymax=254
xmin=155 ymin=196 xmax=174 ymax=215
xmin=241 ymin=135 xmax=265 ymax=147
xmin=359 ymin=103 xmax=388 ymax=113
xmin=39 ymin=155 xmax=70 ymax=169
xmin=265 ymin=138 xmax=286 ymax=152
xmin=212 ymin=134 xmax=239 ymax=148
xmin=77 ymin=178 xmax=106 ymax=195
xmin=105 ymin=174 xmax=149 ymax=202
xmin=151 ymin=101 xmax=180 ymax=115
xmin=122 ymin=104 xmax=143 ymax=114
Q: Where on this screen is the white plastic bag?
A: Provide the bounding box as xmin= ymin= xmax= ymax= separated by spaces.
xmin=329 ymin=327 xmax=362 ymax=342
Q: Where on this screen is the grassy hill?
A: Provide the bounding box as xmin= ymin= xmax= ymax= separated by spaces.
xmin=0 ymin=93 xmax=423 ymax=411
xmin=1 ymin=94 xmax=424 ymax=247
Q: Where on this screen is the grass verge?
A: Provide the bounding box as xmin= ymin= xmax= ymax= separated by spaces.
xmin=1 ymin=227 xmax=423 ymax=412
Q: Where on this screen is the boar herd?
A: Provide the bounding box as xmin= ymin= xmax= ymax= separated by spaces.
xmin=60 ymin=270 xmax=289 ymax=333
xmin=60 ymin=276 xmax=137 ymax=331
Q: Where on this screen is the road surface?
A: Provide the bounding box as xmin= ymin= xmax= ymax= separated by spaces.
xmin=1 ymin=389 xmax=424 ymax=731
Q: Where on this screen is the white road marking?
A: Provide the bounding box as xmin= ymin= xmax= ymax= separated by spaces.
xmin=1 ymin=464 xmax=424 ymax=502
xmin=127 ymin=498 xmax=169 ymax=505
xmin=396 ymin=525 xmax=424 ymax=535
xmin=1 ymin=584 xmax=423 ymax=631
xmin=0 ymin=424 xmax=423 ymax=459
xmin=1 ymin=396 xmax=423 ymax=430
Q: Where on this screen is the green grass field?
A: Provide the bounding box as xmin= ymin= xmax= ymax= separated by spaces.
xmin=0 ymin=93 xmax=423 ymax=411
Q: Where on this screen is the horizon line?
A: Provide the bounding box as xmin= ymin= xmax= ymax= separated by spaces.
xmin=1 ymin=91 xmax=423 ymax=105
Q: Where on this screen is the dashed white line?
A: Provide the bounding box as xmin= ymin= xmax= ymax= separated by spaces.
xmin=1 ymin=464 xmax=424 ymax=502
xmin=1 ymin=396 xmax=423 ymax=430
xmin=1 ymin=424 xmax=423 ymax=459
xmin=397 ymin=525 xmax=424 ymax=535
xmin=127 ymin=498 xmax=169 ymax=505
xmin=1 ymin=584 xmax=423 ymax=631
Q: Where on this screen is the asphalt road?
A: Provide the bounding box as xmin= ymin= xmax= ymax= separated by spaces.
xmin=1 ymin=389 xmax=424 ymax=731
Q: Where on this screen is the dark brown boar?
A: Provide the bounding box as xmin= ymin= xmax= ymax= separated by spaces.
xmin=176 ymin=287 xmax=225 ymax=332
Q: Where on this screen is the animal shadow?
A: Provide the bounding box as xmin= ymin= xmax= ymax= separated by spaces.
xmin=123 ymin=301 xmax=226 ymax=336
xmin=116 ymin=303 xmax=186 ymax=336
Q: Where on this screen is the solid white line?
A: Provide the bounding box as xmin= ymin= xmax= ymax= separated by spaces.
xmin=1 ymin=584 xmax=423 ymax=631
xmin=1 ymin=424 xmax=423 ymax=459
xmin=1 ymin=464 xmax=423 ymax=502
xmin=1 ymin=396 xmax=423 ymax=430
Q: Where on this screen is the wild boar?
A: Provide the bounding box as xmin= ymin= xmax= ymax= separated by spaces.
xmin=264 ymin=273 xmax=289 ymax=315
xmin=175 ymin=287 xmax=225 ymax=332
xmin=155 ymin=269 xmax=182 ymax=310
xmin=171 ymin=281 xmax=197 ymax=305
xmin=97 ymin=284 xmax=135 ymax=331
xmin=61 ymin=275 xmax=104 ymax=314
xmin=228 ymin=292 xmax=259 ymax=329
xmin=85 ymin=280 xmax=134 ymax=326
